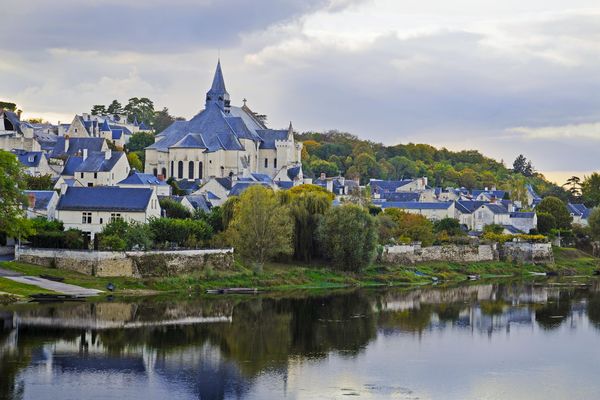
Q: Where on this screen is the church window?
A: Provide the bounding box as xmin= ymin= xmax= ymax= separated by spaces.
xmin=188 ymin=161 xmax=194 ymax=179
xmin=178 ymin=161 xmax=184 ymax=178
xmin=274 ymin=158 xmax=277 ymax=169
xmin=170 ymin=161 xmax=174 ymax=177
xmin=198 ymin=162 xmax=203 ymax=179
xmin=161 ymin=167 xmax=167 ymax=178
xmin=153 ymin=168 xmax=158 ymax=177
xmin=264 ymin=158 xmax=268 ymax=168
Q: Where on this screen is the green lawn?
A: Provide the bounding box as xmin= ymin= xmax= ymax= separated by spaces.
xmin=0 ymin=276 xmax=56 ymax=297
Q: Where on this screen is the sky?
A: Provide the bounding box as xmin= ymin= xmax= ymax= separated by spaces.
xmin=2 ymin=0 xmax=600 ymax=183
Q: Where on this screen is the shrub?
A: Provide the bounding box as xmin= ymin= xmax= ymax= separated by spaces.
xmin=433 ymin=218 xmax=463 ymax=236
xmin=537 ymin=212 xmax=556 ymax=234
xmin=159 ymin=198 xmax=192 ymax=219
xmin=99 ymin=234 xmax=127 ymax=251
xmin=149 ymin=218 xmax=213 ymax=247
xmin=537 ymin=196 xmax=572 ymax=229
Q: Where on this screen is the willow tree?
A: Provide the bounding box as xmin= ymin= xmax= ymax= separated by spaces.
xmin=229 ymin=186 xmax=293 ymax=266
xmin=289 ymin=190 xmax=332 ymax=262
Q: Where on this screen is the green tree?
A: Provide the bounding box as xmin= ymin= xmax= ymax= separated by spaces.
xmin=318 ymin=204 xmax=378 ymax=271
xmin=433 ymin=218 xmax=462 ymax=236
xmin=24 ymin=174 xmax=54 ymax=190
xmin=0 ymin=101 xmax=17 ymax=111
xmin=564 ymin=176 xmax=582 ymax=198
xmin=309 ymin=159 xmax=339 ymax=177
xmin=159 ymin=198 xmax=192 ymax=219
xmin=229 ymin=186 xmax=293 ymax=265
xmin=288 ymin=184 xmax=335 ymax=201
xmin=126 ymin=132 xmax=155 ymax=153
xmin=458 ymin=168 xmax=478 ymax=189
xmin=0 ymin=150 xmax=34 ymax=239
xmin=536 ymin=212 xmax=556 ymax=234
xmin=124 ymin=97 xmax=155 ymax=125
xmin=288 ymin=190 xmax=332 ymax=262
xmin=91 ymin=105 xmax=107 ymax=115
xmin=107 ymin=100 xmax=123 ymax=115
xmin=127 ymin=152 xmax=143 ymax=171
xmin=536 ymin=196 xmax=572 ymax=229
xmin=588 ymin=208 xmax=600 ymax=240
xmin=581 ymin=173 xmax=600 ymax=207
xmin=153 ymin=107 xmax=175 ymax=133
xmin=376 ymin=213 xmax=398 ymax=245
xmin=504 ymin=175 xmax=528 ymax=205
xmin=124 ymin=222 xmax=154 ymax=250
xmin=513 ymin=154 xmax=534 ymax=177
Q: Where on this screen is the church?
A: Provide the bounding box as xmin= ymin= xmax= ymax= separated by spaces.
xmin=144 ymin=61 xmax=303 ymax=181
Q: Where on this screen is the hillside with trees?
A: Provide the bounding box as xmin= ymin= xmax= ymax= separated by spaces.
xmin=297 ymin=130 xmax=566 ymax=200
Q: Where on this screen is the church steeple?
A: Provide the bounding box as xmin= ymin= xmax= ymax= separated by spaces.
xmin=206 ymin=60 xmax=231 ymax=111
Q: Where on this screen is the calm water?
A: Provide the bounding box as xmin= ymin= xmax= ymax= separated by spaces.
xmin=1 ymin=280 xmax=600 ymax=400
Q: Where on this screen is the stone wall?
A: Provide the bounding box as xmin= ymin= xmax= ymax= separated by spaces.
xmin=382 ymin=244 xmax=498 ymax=264
xmin=16 ymin=247 xmax=234 ymax=277
xmin=500 ymin=242 xmax=553 ymax=265
xmin=382 ymin=242 xmax=554 ymax=265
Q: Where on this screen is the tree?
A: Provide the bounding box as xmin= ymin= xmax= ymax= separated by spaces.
xmin=153 ymin=107 xmax=175 ymax=134
xmin=127 ymin=152 xmax=143 ymax=171
xmin=124 ymin=97 xmax=155 ymax=125
xmin=433 ymin=218 xmax=462 ymax=236
xmin=0 ymin=101 xmax=17 ymax=111
xmin=159 ymin=198 xmax=192 ymax=219
xmin=536 ymin=196 xmax=572 ymax=229
xmin=91 ymin=105 xmax=107 ymax=115
xmin=289 ymin=184 xmax=335 ymax=201
xmin=588 ymin=208 xmax=600 ymax=240
xmin=229 ymin=186 xmax=293 ymax=265
xmin=376 ymin=213 xmax=398 ymax=245
xmin=537 ymin=212 xmax=557 ymax=234
xmin=318 ymin=204 xmax=378 ymax=271
xmin=126 ymin=132 xmax=155 ymax=153
xmin=309 ymin=159 xmax=339 ymax=177
xmin=458 ymin=168 xmax=478 ymax=189
xmin=24 ymin=174 xmax=54 ymax=190
xmin=0 ymin=150 xmax=34 ymax=239
xmin=564 ymin=176 xmax=582 ymax=198
xmin=581 ymin=173 xmax=600 ymax=207
xmin=384 ymin=208 xmax=435 ymax=246
xmin=504 ymin=175 xmax=528 ymax=205
xmin=513 ymin=154 xmax=534 ymax=177
xmin=107 ymin=100 xmax=123 ymax=115
xmin=483 ymin=224 xmax=504 ymax=234
xmin=287 ymin=190 xmax=331 ymax=262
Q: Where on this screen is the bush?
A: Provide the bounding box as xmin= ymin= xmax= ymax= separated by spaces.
xmin=318 ymin=204 xmax=378 ymax=272
xmin=483 ymin=224 xmax=504 ymax=234
xmin=433 ymin=218 xmax=463 ymax=236
xmin=124 ymin=222 xmax=154 ymax=250
xmin=149 ymin=218 xmax=213 ymax=247
xmin=99 ymin=234 xmax=127 ymax=251
xmin=537 ymin=212 xmax=556 ymax=234
xmin=159 ymin=198 xmax=192 ymax=219
xmin=482 ymin=232 xmax=547 ymax=244
xmin=384 ymin=208 xmax=434 ymax=246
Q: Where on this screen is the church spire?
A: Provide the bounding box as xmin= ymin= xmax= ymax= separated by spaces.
xmin=206 ymin=59 xmax=230 ymax=111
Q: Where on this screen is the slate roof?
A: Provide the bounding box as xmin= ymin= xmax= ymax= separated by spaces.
xmin=287 ymin=166 xmax=301 ymax=180
xmin=382 ymin=192 xmax=420 ymax=202
xmin=25 ymin=190 xmax=56 ymax=210
xmin=100 ymin=119 xmax=111 ymax=132
xmin=471 ymin=190 xmax=506 ymax=199
xmin=57 ymin=187 xmax=153 ymax=212
xmin=14 ymin=150 xmax=44 ymax=167
xmin=118 ymin=172 xmax=168 ymax=186
xmin=483 ymin=204 xmax=509 ymax=214
xmin=251 ymin=173 xmax=273 ymax=183
xmin=370 ymin=179 xmax=413 ymax=194
xmin=61 ymin=156 xmax=83 ymax=176
xmin=502 ymin=225 xmax=523 ymax=234
xmin=1 ymin=110 xmax=22 ymax=133
xmin=185 ymin=195 xmax=210 ymax=212
xmin=257 ymin=129 xmax=288 ymax=149
xmin=381 ymin=201 xmax=453 ymax=210
xmin=275 ymin=181 xmax=294 ymax=189
xmin=568 ymin=203 xmax=591 ymax=219
xmin=510 ymin=212 xmax=536 ymax=219
xmin=229 ymin=181 xmax=270 ymax=196
xmin=455 ymin=200 xmax=488 ymax=214
xmin=50 ymin=137 xmax=105 ymax=158
xmin=174 ymin=179 xmax=202 ymax=194
xmin=206 ymin=191 xmax=220 ymax=200
xmin=139 ymin=121 xmax=150 ymax=130
xmin=74 ymin=151 xmax=124 ymax=173
xmin=214 ymin=177 xmax=233 ymax=191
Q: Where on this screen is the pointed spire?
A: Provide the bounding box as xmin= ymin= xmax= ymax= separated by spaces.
xmin=100 ymin=119 xmax=111 ymax=132
xmin=206 ymin=59 xmax=230 ymax=110
xmin=288 ymin=121 xmax=294 ymax=139
xmin=132 ymin=115 xmax=139 ymax=126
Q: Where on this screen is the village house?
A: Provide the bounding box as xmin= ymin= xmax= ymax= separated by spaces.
xmin=55 ymin=186 xmax=161 ymax=239
xmin=13 ymin=150 xmax=54 ymax=176
xmin=314 ymin=174 xmax=360 ymax=196
xmin=24 ymin=190 xmax=59 ymax=220
xmin=64 ymin=113 xmax=150 ymax=145
xmin=380 ymin=201 xmax=456 ymax=220
xmin=370 ymin=178 xmax=428 ymax=199
xmin=144 ymin=60 xmax=302 ymax=181
xmin=73 ymin=150 xmax=130 ymax=187
xmin=0 ymin=109 xmax=43 ymax=152
xmin=509 ymin=211 xmax=537 ymax=233
xmin=568 ymin=203 xmax=591 ymax=226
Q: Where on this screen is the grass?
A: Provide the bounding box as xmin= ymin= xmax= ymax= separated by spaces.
xmin=0 ymin=246 xmax=598 ymax=300
xmin=0 ymin=276 xmax=56 ymax=297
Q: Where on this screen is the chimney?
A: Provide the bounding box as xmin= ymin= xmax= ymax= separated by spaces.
xmin=82 ymin=148 xmax=88 ymax=160
xmin=242 ymin=168 xmax=250 ymax=178
xmin=64 ymin=137 xmax=70 ymax=153
xmin=60 ymin=183 xmax=68 ymax=195
xmin=320 ymin=172 xmax=326 ymax=180
xmin=105 ymin=149 xmax=112 ymax=160
xmin=27 ymin=193 xmax=35 ymax=209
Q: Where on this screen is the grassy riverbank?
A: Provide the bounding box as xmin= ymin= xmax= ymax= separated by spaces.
xmin=0 ymin=247 xmax=598 ymax=300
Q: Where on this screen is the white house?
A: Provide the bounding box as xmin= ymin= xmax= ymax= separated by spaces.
xmin=509 ymin=212 xmax=537 ymax=233
xmin=74 ymin=150 xmax=130 ymax=187
xmin=568 ymin=203 xmax=591 ymax=226
xmin=55 ymin=186 xmax=161 ymax=239
xmin=13 ymin=150 xmax=54 ymax=177
xmin=25 ymin=190 xmax=59 ymax=220
xmin=473 ymin=204 xmax=511 ymax=231
xmin=380 ymin=201 xmax=456 ymax=221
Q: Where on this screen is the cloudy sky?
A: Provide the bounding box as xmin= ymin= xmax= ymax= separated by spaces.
xmin=2 ymin=0 xmax=600 ymax=182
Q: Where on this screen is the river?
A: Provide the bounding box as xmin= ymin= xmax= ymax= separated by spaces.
xmin=1 ymin=279 xmax=599 ymax=399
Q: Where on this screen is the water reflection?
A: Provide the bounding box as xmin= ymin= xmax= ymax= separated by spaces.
xmin=1 ymin=280 xmax=600 ymax=399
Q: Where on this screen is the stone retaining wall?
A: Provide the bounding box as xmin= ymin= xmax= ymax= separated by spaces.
xmin=382 ymin=242 xmax=553 ymax=265
xmin=16 ymin=247 xmax=234 ymax=277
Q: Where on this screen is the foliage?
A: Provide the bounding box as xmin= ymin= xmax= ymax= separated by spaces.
xmin=384 ymin=208 xmax=435 ymax=246
xmin=483 ymin=224 xmax=505 ymax=234
xmin=90 ymin=105 xmax=107 ymax=115
xmin=0 ymin=101 xmax=17 ymax=111
xmin=588 ymin=208 xmax=600 ymax=240
xmin=166 ymin=177 xmax=187 ymax=196
xmin=124 ymin=97 xmax=154 ymax=125
xmin=536 ymin=196 xmax=572 ymax=229
xmin=24 ymin=174 xmax=54 ymax=190
xmin=503 ymin=175 xmax=528 ymax=204
xmin=194 ymin=206 xmax=224 ymax=233
xmin=482 ymin=232 xmax=547 ymax=244
xmin=154 ymin=107 xmax=177 ymax=133
xmin=127 ymin=152 xmax=143 ymax=171
xmin=107 ymin=100 xmax=123 ymax=115
xmin=433 ymin=218 xmax=463 ymax=236
xmin=287 ymin=190 xmax=332 ymax=262
xmin=581 ymin=173 xmax=600 ymax=207
xmin=99 ymin=220 xmax=155 ymax=251
xmin=309 ymin=159 xmax=339 ymax=177
xmin=512 ymin=154 xmax=534 ymax=177
xmin=288 ymin=184 xmax=335 ymax=201
xmin=228 ymin=186 xmax=293 ymax=265
xmin=537 ymin=212 xmax=557 ymax=234
xmin=149 ymin=218 xmax=213 ymax=247
xmin=563 ymin=176 xmax=582 ymax=199
xmin=159 ymin=198 xmax=192 ymax=219
xmin=376 ymin=213 xmax=398 ymax=245
xmin=0 ymin=150 xmax=34 ymax=239
xmin=126 ymin=132 xmax=155 ymax=153
xmin=99 ymin=234 xmax=127 ymax=251
xmin=221 ymin=196 xmax=240 ymax=230
xmin=318 ymin=204 xmax=378 ymax=271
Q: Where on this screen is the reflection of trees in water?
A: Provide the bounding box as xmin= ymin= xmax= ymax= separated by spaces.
xmin=586 ymin=292 xmax=600 ymax=329
xmin=535 ymin=290 xmax=574 ymax=330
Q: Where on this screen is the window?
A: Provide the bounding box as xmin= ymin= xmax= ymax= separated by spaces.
xmin=74 ymin=128 xmax=78 ymax=133
xmin=161 ymin=167 xmax=167 ymax=178
xmin=82 ymin=212 xmax=92 ymax=224
xmin=264 ymin=158 xmax=268 ymax=168
xmin=110 ymin=213 xmax=122 ymax=222
xmin=153 ymin=168 xmax=158 ymax=177
xmin=274 ymin=158 xmax=277 ymax=169
xmin=188 ymin=161 xmax=194 ymax=179
xmin=80 ymin=172 xmax=84 ymax=178
xmin=94 ymin=172 xmax=97 ymax=179
xmin=178 ymin=161 xmax=184 ymax=178
xmin=170 ymin=161 xmax=174 ymax=177
xmin=87 ymin=182 xmax=93 ymax=187
xmin=99 ymin=218 xmax=103 ymax=224
xmin=198 ymin=162 xmax=203 ymax=179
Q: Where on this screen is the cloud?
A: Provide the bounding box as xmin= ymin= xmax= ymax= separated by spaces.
xmin=508 ymin=122 xmax=600 ymax=140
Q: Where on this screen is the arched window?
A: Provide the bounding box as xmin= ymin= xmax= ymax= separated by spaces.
xmin=198 ymin=162 xmax=203 ymax=179
xmin=178 ymin=161 xmax=184 ymax=179
xmin=274 ymin=158 xmax=277 ymax=169
xmin=170 ymin=161 xmax=174 ymax=177
xmin=220 ymin=166 xmax=225 ymax=177
xmin=161 ymin=167 xmax=167 ymax=178
xmin=152 ymin=168 xmax=158 ymax=177
xmin=264 ymin=158 xmax=268 ymax=168
xmin=188 ymin=161 xmax=194 ymax=180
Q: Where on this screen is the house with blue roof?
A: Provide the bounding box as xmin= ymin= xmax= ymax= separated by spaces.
xmin=118 ymin=170 xmax=171 ymax=196
xmin=144 ymin=60 xmax=303 ymax=181
xmin=380 ymin=201 xmax=456 ymax=220
xmin=56 ymin=186 xmax=161 ymax=239
xmin=73 ymin=149 xmax=130 ymax=187
xmin=568 ymin=203 xmax=591 ymax=226
xmin=25 ymin=190 xmax=59 ymax=220
xmin=370 ymin=178 xmax=428 ymax=198
xmin=0 ymin=109 xmax=45 ymax=152
xmin=65 ymin=112 xmax=146 ymax=144
xmin=509 ymin=211 xmax=537 ymax=233
xmin=12 ymin=149 xmax=54 ymax=176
